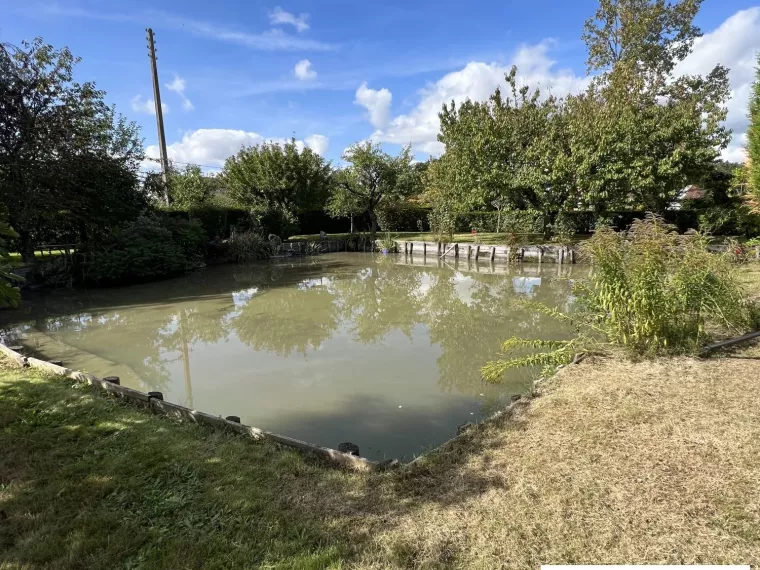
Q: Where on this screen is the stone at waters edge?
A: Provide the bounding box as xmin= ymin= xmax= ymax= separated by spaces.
xmin=338 ymin=442 xmax=360 ymax=456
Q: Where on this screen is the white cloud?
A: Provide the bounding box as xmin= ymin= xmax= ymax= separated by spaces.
xmin=165 ymin=74 xmax=194 ymax=112
xmin=305 ymin=134 xmax=329 ymax=156
xmin=374 ymin=10 xmax=760 ymax=161
xmin=294 ymin=59 xmax=317 ymax=80
xmin=354 ymin=82 xmax=393 ymax=128
xmin=131 ymin=95 xmax=168 ymax=115
xmin=370 ymin=41 xmax=588 ymax=155
xmin=38 ymin=4 xmax=336 ymax=52
xmin=674 ymin=7 xmax=760 ymax=162
xmin=145 ymin=128 xmax=330 ymax=168
xmin=269 ymin=7 xmax=310 ymax=32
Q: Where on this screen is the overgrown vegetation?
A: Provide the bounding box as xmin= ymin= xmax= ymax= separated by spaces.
xmin=484 ymin=216 xmax=756 ymax=382
xmin=228 ymin=231 xmax=272 ymax=262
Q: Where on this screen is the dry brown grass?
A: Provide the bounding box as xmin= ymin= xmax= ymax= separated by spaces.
xmin=335 ymin=348 xmax=760 ymax=568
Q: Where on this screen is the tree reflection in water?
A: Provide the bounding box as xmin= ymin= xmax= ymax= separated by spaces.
xmin=0 ymin=255 xmax=580 ymax=415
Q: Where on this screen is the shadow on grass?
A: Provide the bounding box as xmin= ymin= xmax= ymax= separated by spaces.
xmin=0 ymin=366 xmax=523 ymax=569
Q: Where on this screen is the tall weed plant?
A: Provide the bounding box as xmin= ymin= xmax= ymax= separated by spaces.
xmin=583 ymin=215 xmax=750 ymax=355
xmin=483 ymin=215 xmax=754 ymax=382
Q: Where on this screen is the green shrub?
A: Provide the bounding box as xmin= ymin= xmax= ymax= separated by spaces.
xmin=0 ymin=222 xmax=22 ymax=307
xmin=378 ymin=232 xmax=398 ymax=252
xmin=229 ymin=231 xmax=272 ymax=262
xmin=87 ymin=216 xmax=188 ymax=284
xmin=376 ymin=203 xmax=431 ymax=232
xmin=582 ymin=216 xmax=751 ymax=354
xmin=482 ymin=215 xmax=754 ymax=382
xmin=163 ymin=217 xmax=208 ymax=258
xmin=428 ymin=207 xmax=456 ymax=242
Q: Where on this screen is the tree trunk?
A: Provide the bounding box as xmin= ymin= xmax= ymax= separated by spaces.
xmin=368 ymin=208 xmax=379 ymax=243
xmin=18 ymin=229 xmax=35 ymax=264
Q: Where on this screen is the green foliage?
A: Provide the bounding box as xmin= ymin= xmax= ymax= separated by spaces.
xmin=0 ymin=222 xmax=22 ymax=307
xmin=582 ymin=215 xmax=751 ymax=355
xmin=228 ymin=231 xmax=272 ymax=262
xmin=481 ymin=338 xmax=582 ymax=384
xmin=0 ymin=38 xmax=145 ymax=261
xmin=223 ymin=138 xmax=332 ymax=233
xmin=428 ymin=205 xmax=457 ymax=243
xmin=375 ymin=202 xmax=430 ymax=232
xmin=748 ymin=53 xmax=760 ymax=198
xmin=484 ymin=215 xmax=755 ymax=382
xmin=436 ymin=68 xmax=573 ymax=234
xmin=162 ymin=218 xmax=207 ymax=259
xmin=327 ymin=142 xmax=420 ymax=234
xmin=582 ymin=0 xmax=702 ymax=75
xmin=87 ymin=216 xmax=188 ymax=284
xmin=378 ymin=232 xmax=397 ymax=252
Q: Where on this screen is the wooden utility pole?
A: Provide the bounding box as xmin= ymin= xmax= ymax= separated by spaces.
xmin=146 ymin=27 xmax=170 ymax=205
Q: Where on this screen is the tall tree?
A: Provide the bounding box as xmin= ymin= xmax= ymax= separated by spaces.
xmin=223 ymin=139 xmax=332 ymax=232
xmin=748 ymin=53 xmax=760 ymax=197
xmin=434 ymin=68 xmax=575 ymax=236
xmin=0 ymin=38 xmax=144 ymax=261
xmin=571 ymin=0 xmax=730 ymax=213
xmin=327 ymin=142 xmax=418 ymax=235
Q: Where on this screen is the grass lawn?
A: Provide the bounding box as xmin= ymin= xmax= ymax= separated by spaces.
xmin=7 ymin=249 xmax=67 ymax=268
xmin=288 ymin=232 xmax=591 ymax=246
xmin=2 ymin=340 xmax=760 ymax=568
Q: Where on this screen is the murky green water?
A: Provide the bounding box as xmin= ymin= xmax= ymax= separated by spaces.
xmin=1 ymin=253 xmax=584 ymax=460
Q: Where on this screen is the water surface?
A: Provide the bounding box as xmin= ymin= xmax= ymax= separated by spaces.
xmin=2 ymin=253 xmax=583 ymax=460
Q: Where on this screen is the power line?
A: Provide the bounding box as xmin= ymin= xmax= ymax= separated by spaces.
xmin=144 ymin=157 xmax=224 ymax=171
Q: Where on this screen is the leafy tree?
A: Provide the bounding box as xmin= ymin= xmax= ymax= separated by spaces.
xmin=435 ymin=68 xmax=574 ymax=237
xmin=748 ymin=53 xmax=760 ymax=198
xmin=223 ymin=138 xmax=332 ymax=233
xmin=327 ymin=142 xmax=419 ymax=236
xmin=150 ymin=164 xmax=218 ymax=209
xmin=0 ymin=222 xmax=22 ymax=307
xmin=571 ymin=0 xmax=730 ymax=213
xmin=0 ymin=38 xmax=144 ymax=261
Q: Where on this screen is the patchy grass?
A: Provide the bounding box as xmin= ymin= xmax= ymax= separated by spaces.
xmin=3 ymin=347 xmax=760 ymax=568
xmin=288 ymin=232 xmax=590 ymax=246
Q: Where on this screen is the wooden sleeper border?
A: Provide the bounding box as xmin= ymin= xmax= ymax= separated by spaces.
xmin=0 ymin=344 xmax=381 ymax=472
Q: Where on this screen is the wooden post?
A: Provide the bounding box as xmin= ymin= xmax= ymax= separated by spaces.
xmin=225 ymin=415 xmax=241 ymax=423
xmin=756 ymin=246 xmax=760 ymax=261
xmin=454 ymin=243 xmax=459 ymax=258
xmin=568 ymin=248 xmax=575 ymax=264
xmin=148 ymin=391 xmax=163 ymax=400
xmin=538 ymin=247 xmax=543 ymax=264
xmin=474 ymin=245 xmax=480 ymax=259
xmin=519 ymin=248 xmax=525 ymax=261
xmin=103 ymin=376 xmax=120 ymax=385
xmin=559 ymin=248 xmax=565 ymax=264
xmin=490 ymin=246 xmax=495 ymax=261
xmin=506 ymin=247 xmax=511 ymax=262
xmin=437 ymin=242 xmax=442 ymax=256
xmin=423 ymin=242 xmax=427 ymax=257
xmin=409 ymin=242 xmax=413 ymax=255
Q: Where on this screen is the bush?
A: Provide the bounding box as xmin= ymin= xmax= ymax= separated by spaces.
xmin=376 ymin=203 xmax=431 ymax=232
xmin=229 ymin=231 xmax=272 ymax=262
xmin=87 ymin=216 xmax=188 ymax=284
xmin=453 ymin=211 xmax=543 ymax=233
xmin=482 ymin=216 xmax=754 ymax=382
xmin=581 ymin=216 xmax=752 ymax=354
xmin=162 ymin=217 xmax=208 ymax=258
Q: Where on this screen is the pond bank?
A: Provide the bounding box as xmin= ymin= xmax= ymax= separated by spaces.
xmin=2 ymin=346 xmax=759 ymax=568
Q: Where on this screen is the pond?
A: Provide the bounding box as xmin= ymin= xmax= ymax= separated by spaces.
xmin=1 ymin=253 xmax=584 ymax=461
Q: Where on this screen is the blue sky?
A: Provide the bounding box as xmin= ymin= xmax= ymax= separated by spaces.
xmin=4 ymin=0 xmax=760 ymax=171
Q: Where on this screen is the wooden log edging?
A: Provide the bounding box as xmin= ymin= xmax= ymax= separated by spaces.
xmin=393 ymin=241 xmax=578 ymax=264
xmin=0 ymin=345 xmax=381 ymax=472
